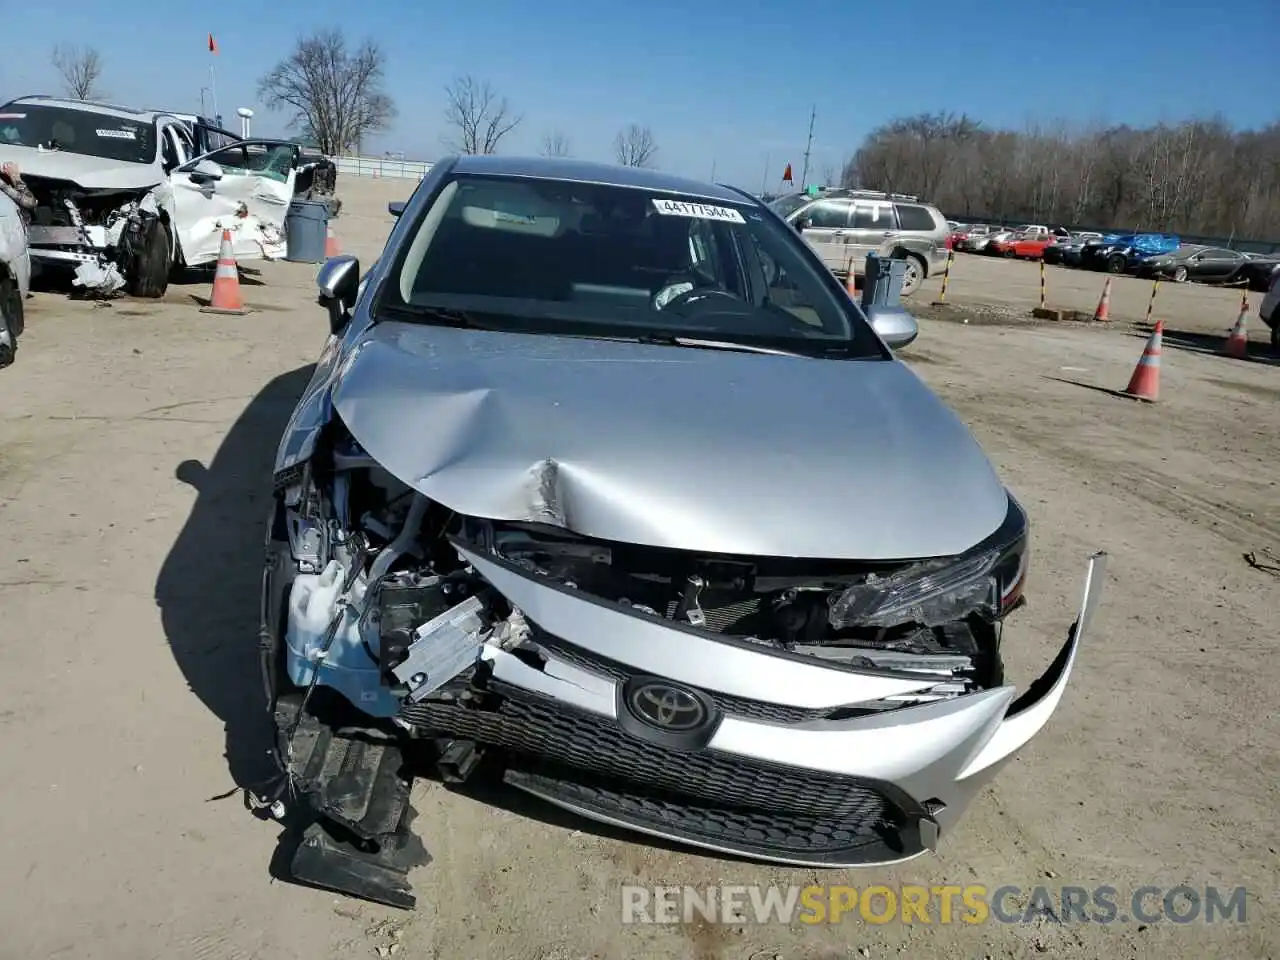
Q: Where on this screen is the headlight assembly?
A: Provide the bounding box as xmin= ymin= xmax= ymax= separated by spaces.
xmin=828 ymin=495 xmax=1028 ymax=630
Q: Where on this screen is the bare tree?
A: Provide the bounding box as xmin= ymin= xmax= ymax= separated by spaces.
xmin=541 ymin=130 xmax=571 ymax=158
xmin=258 ymin=30 xmax=395 ymax=156
xmin=52 ymin=44 xmax=103 ymax=100
xmin=442 ymin=76 xmax=521 ymax=155
xmin=614 ymin=123 xmax=658 ymax=168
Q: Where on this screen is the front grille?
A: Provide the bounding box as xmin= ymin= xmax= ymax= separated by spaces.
xmin=503 ymin=765 xmax=913 ymax=865
xmin=534 ymin=635 xmax=836 ymax=725
xmin=400 ymin=688 xmax=907 ymax=827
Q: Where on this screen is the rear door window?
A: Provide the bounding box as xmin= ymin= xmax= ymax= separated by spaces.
xmin=894 ymin=204 xmax=937 ymax=231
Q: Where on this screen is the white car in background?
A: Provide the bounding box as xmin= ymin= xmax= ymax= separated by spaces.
xmin=0 ymin=95 xmax=302 ymax=297
xmin=0 ymin=189 xmax=29 ymax=367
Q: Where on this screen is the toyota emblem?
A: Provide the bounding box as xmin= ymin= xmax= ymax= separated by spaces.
xmin=628 ymin=682 xmax=707 ymax=731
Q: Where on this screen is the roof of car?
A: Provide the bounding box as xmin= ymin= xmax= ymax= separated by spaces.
xmin=449 ymin=155 xmax=753 ymax=205
xmin=9 ymin=94 xmax=170 ymax=123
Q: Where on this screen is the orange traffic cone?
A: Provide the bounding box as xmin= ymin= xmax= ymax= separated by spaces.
xmin=1092 ymin=277 xmax=1111 ymax=322
xmin=845 ymin=260 xmax=859 ymax=300
xmin=199 ymin=229 xmax=250 ymax=316
xmin=1222 ymin=306 xmax=1249 ymax=359
xmin=1122 ymin=320 xmax=1163 ymax=402
xmin=324 ymin=223 xmax=341 ymax=258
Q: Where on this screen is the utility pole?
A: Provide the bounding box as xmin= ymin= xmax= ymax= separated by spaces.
xmin=799 ymin=104 xmax=816 ymax=189
xmin=760 ymin=153 xmax=770 ymax=196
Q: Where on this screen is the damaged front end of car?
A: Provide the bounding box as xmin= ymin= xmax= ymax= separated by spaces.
xmin=257 ymin=410 xmax=1106 ymax=910
xmin=21 ymin=175 xmax=172 ymax=296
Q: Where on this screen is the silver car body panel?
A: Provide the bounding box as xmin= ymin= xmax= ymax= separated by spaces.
xmin=324 ymin=321 xmax=1008 ymax=561
xmin=470 ymin=546 xmax=1105 ymax=852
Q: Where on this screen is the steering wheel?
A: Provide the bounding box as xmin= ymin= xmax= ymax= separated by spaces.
xmin=655 ymin=285 xmax=747 ymax=313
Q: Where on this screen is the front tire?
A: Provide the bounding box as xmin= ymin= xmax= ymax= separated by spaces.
xmin=899 ymin=254 xmax=925 ymax=297
xmin=122 ymin=217 xmax=172 ymax=299
xmin=1271 ymin=322 xmax=1280 ymax=357
xmin=1107 ymin=254 xmax=1127 ymax=274
xmin=1173 ymin=265 xmax=1188 ymax=283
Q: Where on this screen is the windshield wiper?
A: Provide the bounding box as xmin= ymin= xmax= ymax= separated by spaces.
xmin=635 ymin=333 xmax=808 ymax=358
xmin=383 ymin=303 xmax=486 ymax=328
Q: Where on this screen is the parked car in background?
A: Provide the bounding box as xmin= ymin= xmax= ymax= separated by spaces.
xmin=954 ymin=224 xmax=994 ymax=252
xmin=1080 ymin=233 xmax=1180 ymax=274
xmin=979 ymin=228 xmax=1021 ymax=254
xmin=0 ymin=95 xmax=303 ymax=297
xmin=768 ymin=188 xmax=950 ymax=297
xmin=1260 ymin=269 xmax=1280 ymax=353
xmin=0 ymin=189 xmax=29 ymax=368
xmin=1136 ymin=245 xmax=1254 ymax=284
xmin=1239 ymin=252 xmax=1280 ymax=292
xmin=990 ymin=233 xmax=1059 ymax=260
xmin=1043 ymin=232 xmax=1102 ymax=266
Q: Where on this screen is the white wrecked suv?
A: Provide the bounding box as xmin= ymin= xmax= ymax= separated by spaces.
xmin=0 ymin=95 xmax=299 ymax=297
xmin=259 ymin=156 xmax=1105 ymax=909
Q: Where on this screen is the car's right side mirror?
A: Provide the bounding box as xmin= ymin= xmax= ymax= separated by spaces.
xmin=317 ymin=254 xmax=360 ymax=335
xmin=866 ymin=305 xmax=919 ymax=350
xmin=388 ymin=201 xmax=405 ymax=218
xmin=793 ymin=216 xmax=809 ymax=232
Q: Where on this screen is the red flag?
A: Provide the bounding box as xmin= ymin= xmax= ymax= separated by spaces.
xmin=782 ymin=163 xmax=793 ymax=183
xmin=208 ymin=33 xmax=218 ymax=54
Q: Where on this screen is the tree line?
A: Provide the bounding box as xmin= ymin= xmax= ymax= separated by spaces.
xmin=843 ymin=112 xmax=1280 ymax=240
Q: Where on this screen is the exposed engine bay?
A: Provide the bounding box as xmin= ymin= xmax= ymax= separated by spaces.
xmin=22 ymin=175 xmax=170 ymax=295
xmin=259 ymin=419 xmax=1032 ymax=908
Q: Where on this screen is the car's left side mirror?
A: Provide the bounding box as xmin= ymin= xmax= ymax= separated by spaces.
xmin=317 ymin=254 xmax=360 ymax=335
xmin=793 ymin=216 xmax=810 ymax=232
xmin=866 ymin=305 xmax=919 ymax=350
xmin=186 ymin=159 xmax=223 ymax=184
xmin=388 ymin=201 xmax=405 ymax=218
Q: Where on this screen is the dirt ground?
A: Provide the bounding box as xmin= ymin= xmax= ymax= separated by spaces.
xmin=1 ymin=176 xmax=1276 ymax=960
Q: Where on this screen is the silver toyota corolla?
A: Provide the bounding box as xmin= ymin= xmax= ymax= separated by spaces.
xmin=259 ymin=155 xmax=1104 ymax=909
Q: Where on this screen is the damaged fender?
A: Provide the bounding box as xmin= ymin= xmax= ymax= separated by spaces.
xmin=170 ymin=142 xmax=297 ymax=265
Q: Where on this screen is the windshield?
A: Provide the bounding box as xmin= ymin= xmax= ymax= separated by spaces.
xmin=766 ymin=194 xmax=812 ymax=220
xmin=380 ymin=174 xmax=885 ymax=359
xmin=0 ymin=104 xmax=156 ymax=164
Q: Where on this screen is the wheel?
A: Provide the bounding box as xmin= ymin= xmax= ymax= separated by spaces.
xmin=0 ymin=275 xmax=19 ymax=369
xmin=1272 ymin=323 xmax=1280 ymax=357
xmin=899 ymin=254 xmax=925 ymax=297
xmin=1003 ymin=248 xmax=1016 ymax=258
xmin=1106 ymin=254 xmax=1127 ymax=274
xmin=1173 ymin=266 xmax=1188 ymax=283
xmin=121 ymin=216 xmax=172 ymax=298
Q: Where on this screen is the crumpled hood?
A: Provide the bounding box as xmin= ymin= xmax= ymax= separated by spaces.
xmin=0 ymin=144 xmax=160 ymax=191
xmin=332 ymin=322 xmax=1009 ymax=560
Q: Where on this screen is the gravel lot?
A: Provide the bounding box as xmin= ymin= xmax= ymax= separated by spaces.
xmin=1 ymin=177 xmax=1276 ymax=960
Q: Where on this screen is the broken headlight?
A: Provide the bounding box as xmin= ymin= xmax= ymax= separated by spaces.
xmin=828 ymin=495 xmax=1028 ymax=629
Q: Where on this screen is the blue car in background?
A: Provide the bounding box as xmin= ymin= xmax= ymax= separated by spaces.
xmin=1080 ymin=233 xmax=1181 ymax=274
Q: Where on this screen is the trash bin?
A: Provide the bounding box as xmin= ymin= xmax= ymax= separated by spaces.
xmin=860 ymin=252 xmax=908 ymax=310
xmin=284 ymin=199 xmax=330 ymax=263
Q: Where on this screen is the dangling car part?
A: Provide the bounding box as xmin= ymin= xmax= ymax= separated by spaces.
xmin=258 ymin=155 xmax=1107 ymax=909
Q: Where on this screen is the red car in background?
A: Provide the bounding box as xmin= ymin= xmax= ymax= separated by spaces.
xmin=989 ymin=233 xmax=1059 ymax=260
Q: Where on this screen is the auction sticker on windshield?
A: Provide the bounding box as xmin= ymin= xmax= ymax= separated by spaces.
xmin=652 ymin=198 xmax=746 ymax=223
xmin=96 ymin=129 xmax=137 ymax=140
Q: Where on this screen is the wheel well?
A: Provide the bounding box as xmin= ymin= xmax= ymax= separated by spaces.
xmin=894 ymin=248 xmax=927 ymax=276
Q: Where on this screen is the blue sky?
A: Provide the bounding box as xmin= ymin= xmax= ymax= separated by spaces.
xmin=2 ymin=0 xmax=1276 ymax=190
